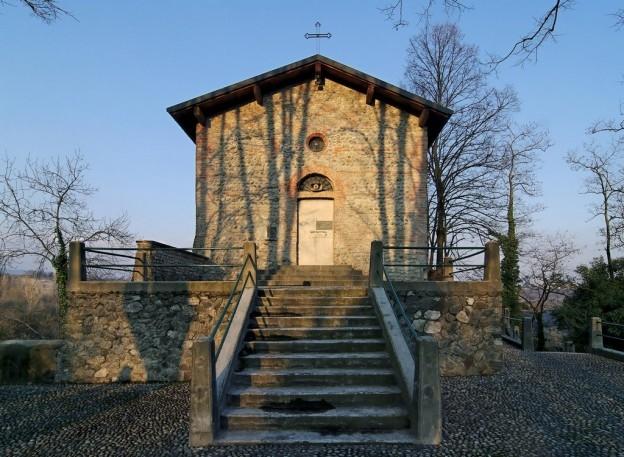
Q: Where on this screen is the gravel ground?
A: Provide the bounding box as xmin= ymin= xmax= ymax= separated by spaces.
xmin=1 ymin=345 xmax=623 ymax=457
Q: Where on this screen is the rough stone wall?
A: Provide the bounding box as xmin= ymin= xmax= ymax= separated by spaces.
xmin=58 ymin=282 xmax=232 ymax=383
xmin=194 ymin=79 xmax=428 ymax=274
xmin=130 ymin=240 xmax=236 ymax=281
xmin=396 ymin=281 xmax=503 ymax=376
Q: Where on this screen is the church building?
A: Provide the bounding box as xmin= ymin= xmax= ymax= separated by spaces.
xmin=167 ymin=55 xmax=452 ymax=273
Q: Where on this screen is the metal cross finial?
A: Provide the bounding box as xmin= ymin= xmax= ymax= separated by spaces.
xmin=304 ymin=21 xmax=332 ymax=54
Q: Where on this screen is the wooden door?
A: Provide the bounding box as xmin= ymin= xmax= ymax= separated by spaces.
xmin=297 ymin=199 xmax=334 ymax=265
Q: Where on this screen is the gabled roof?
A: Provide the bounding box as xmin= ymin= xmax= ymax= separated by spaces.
xmin=167 ymin=54 xmax=452 ymax=146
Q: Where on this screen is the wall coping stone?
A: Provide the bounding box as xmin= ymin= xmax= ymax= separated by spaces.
xmin=394 ymin=280 xmax=501 ymax=296
xmin=69 ymin=280 xmax=234 ymax=294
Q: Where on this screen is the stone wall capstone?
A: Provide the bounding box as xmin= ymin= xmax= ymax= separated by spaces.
xmin=396 ymin=280 xmax=503 ymax=376
xmin=59 ymin=281 xmax=233 ymax=383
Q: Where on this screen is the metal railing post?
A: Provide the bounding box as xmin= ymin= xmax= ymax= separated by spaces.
xmin=522 ymin=316 xmax=534 ymax=351
xmin=189 ymin=337 xmax=218 ymax=446
xmin=483 ymin=240 xmax=501 ymax=281
xmin=590 ymin=317 xmax=603 ymax=351
xmin=242 ymin=242 xmax=257 ymax=288
xmin=369 ymin=241 xmax=384 ymax=287
xmin=69 ymin=241 xmax=86 ymax=285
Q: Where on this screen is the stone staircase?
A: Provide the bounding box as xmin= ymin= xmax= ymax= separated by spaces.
xmin=217 ymin=265 xmax=415 ymax=443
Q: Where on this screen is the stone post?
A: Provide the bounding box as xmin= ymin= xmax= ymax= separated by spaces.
xmin=483 ymin=240 xmax=501 ymax=282
xmin=134 ymin=240 xmax=153 ymax=282
xmin=413 ymin=335 xmax=441 ymax=445
xmin=590 ymin=317 xmax=603 ymax=350
xmin=242 ymin=241 xmax=257 ymax=288
xmin=442 ymin=256 xmax=454 ymax=281
xmin=189 ymin=337 xmax=218 ymax=446
xmin=369 ymin=241 xmax=384 ymax=288
xmin=522 ymin=316 xmax=534 ymax=352
xmin=68 ymin=241 xmax=86 ymax=286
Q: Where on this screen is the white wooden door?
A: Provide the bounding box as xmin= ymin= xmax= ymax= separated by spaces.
xmin=298 ymin=199 xmax=334 ymax=265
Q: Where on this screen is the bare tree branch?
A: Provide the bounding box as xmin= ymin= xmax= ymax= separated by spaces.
xmin=0 ymin=0 xmax=73 ymax=23
xmin=405 ymin=23 xmax=517 ymax=263
xmin=380 ymin=0 xmax=470 ymax=30
xmin=567 ymin=141 xmax=624 ymax=279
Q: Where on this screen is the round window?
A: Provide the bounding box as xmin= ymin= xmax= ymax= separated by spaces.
xmin=307 ymin=135 xmax=325 ymax=152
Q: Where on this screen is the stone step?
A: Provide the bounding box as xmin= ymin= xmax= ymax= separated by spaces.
xmin=258 ymin=296 xmax=370 ymax=306
xmin=250 ymin=316 xmax=379 ymax=328
xmin=227 ymin=385 xmax=402 ymax=408
xmin=253 ymin=305 xmax=375 ymax=317
xmin=259 ymin=287 xmax=368 ymax=298
xmin=220 ymin=406 xmax=410 ymax=431
xmin=240 ymin=352 xmax=391 ymax=369
xmin=215 ymin=429 xmax=417 ymax=444
xmin=246 ymin=327 xmax=382 ymax=340
xmin=243 ymin=338 xmax=387 ymax=354
xmin=260 ymin=279 xmax=369 ymax=287
xmin=262 ymin=265 xmax=361 ymax=274
xmin=232 ymin=368 xmax=398 ymax=388
xmin=258 ymin=271 xmax=368 ymax=281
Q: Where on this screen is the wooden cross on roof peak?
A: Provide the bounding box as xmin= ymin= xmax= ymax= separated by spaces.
xmin=304 ymin=21 xmax=332 ymax=54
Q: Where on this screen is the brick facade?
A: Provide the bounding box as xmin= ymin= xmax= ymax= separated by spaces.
xmin=194 ymin=79 xmax=428 ymax=273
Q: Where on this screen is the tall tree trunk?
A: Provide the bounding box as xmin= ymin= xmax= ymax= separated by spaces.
xmin=501 ymin=178 xmax=521 ymax=315
xmin=603 ymin=198 xmax=614 ymax=280
xmin=53 ymin=226 xmax=68 ymax=333
xmin=536 ymin=310 xmax=545 ymax=351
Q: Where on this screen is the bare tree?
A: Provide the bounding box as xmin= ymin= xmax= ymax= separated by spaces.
xmin=405 ymin=23 xmax=517 ymax=264
xmin=590 ymin=103 xmax=624 ymax=138
xmin=520 ymin=234 xmax=577 ymax=350
xmin=0 ymin=153 xmax=132 ymax=318
xmin=567 ymin=142 xmax=624 ymax=280
xmin=494 ymin=123 xmax=551 ymax=316
xmin=380 ymin=0 xmax=469 ymax=29
xmin=0 ymin=0 xmax=71 ymax=23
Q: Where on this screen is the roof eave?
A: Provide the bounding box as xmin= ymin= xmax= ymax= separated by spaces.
xmin=167 ymin=54 xmax=452 ymax=146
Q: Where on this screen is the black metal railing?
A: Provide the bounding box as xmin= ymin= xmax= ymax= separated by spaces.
xmin=83 ymin=246 xmax=244 ymax=280
xmin=381 ymin=262 xmax=421 ymax=354
xmin=503 ymin=315 xmax=523 ymax=344
xmin=383 ymin=245 xmax=487 ymax=280
xmin=602 ymin=321 xmax=624 ymax=352
xmin=208 ymin=252 xmax=256 ymax=359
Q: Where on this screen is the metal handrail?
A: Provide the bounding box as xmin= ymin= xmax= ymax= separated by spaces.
xmin=84 ymin=247 xmax=243 ymax=252
xmin=603 ymin=321 xmax=624 ymax=328
xmin=84 ymin=245 xmax=243 ymax=276
xmin=381 ymin=263 xmax=421 ymax=356
xmin=602 ymin=321 xmax=624 ymax=343
xmin=382 ymin=244 xmax=488 ymax=280
xmin=383 ymin=246 xmax=484 ymax=250
xmin=87 ymin=263 xmax=242 ymax=268
xmin=209 ymin=253 xmax=256 ymax=359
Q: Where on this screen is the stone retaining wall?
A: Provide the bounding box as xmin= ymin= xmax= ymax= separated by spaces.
xmin=58 ymin=281 xmax=233 ymax=383
xmin=395 ymin=281 xmax=503 ymax=376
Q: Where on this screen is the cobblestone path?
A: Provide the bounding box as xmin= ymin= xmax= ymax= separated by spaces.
xmin=1 ymin=346 xmax=623 ymax=457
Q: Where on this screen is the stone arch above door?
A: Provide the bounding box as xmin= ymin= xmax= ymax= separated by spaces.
xmin=297 ymin=174 xmax=333 ymax=193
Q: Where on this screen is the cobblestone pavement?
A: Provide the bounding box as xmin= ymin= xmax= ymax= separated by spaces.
xmin=1 ymin=346 xmax=623 ymax=457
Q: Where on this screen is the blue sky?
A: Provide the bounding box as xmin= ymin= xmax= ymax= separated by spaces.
xmin=1 ymin=1 xmax=622 ymax=266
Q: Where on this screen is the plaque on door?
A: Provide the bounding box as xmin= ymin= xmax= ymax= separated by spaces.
xmin=316 ymin=220 xmax=333 ymax=230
